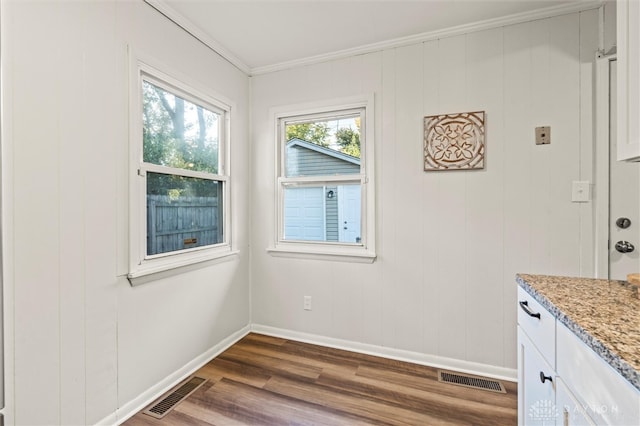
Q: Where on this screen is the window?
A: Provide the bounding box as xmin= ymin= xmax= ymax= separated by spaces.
xmin=272 ymin=96 xmax=376 ymax=262
xmin=128 ymin=58 xmax=233 ymax=283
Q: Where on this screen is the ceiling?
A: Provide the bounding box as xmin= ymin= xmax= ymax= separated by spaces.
xmin=155 ymin=0 xmax=599 ymax=73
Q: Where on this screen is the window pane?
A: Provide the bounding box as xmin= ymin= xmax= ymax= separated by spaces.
xmin=283 ymin=184 xmax=361 ymax=243
xmin=142 ymin=80 xmax=220 ymax=174
xmin=147 ymin=172 xmax=223 ymax=255
xmin=285 ymin=115 xmax=361 ymax=177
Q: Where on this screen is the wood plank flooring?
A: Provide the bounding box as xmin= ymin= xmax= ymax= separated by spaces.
xmin=124 ymin=333 xmax=517 ymax=425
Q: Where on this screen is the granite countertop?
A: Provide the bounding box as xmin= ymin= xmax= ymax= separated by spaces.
xmin=516 ymin=273 xmax=640 ymax=392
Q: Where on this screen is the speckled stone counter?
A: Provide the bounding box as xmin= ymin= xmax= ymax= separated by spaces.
xmin=516 ymin=274 xmax=640 ymax=392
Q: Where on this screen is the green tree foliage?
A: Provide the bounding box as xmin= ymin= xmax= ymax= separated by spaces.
xmin=335 ymin=116 xmax=361 ymax=158
xmin=142 ymin=81 xmax=220 ymax=197
xmin=286 ymin=122 xmax=331 ymax=147
xmin=335 ymin=128 xmax=360 ymax=158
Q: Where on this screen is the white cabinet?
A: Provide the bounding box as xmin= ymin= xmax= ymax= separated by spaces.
xmin=556 ymin=378 xmax=595 ymax=426
xmin=517 ymin=288 xmax=556 ymax=367
xmin=517 ymin=287 xmax=640 ymax=425
xmin=617 ymin=0 xmax=640 ymax=161
xmin=556 ymin=323 xmax=640 ymax=426
xmin=518 ymin=286 xmax=558 ymax=425
xmin=518 ymin=327 xmax=557 ymax=425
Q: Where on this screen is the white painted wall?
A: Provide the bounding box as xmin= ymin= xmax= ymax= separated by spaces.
xmin=0 ymin=1 xmax=604 ymax=424
xmin=1 ymin=1 xmax=250 ymax=424
xmin=604 ymin=0 xmax=617 ymax=54
xmin=251 ymin=10 xmax=599 ymax=374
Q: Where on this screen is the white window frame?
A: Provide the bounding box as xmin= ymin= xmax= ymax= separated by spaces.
xmin=127 ymin=50 xmax=235 ymax=285
xmin=268 ymin=95 xmax=376 ymax=263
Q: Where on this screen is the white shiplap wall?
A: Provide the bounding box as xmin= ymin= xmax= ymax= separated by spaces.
xmin=2 ymin=1 xmax=251 ymax=424
xmin=0 ymin=3 xmax=601 ymax=425
xmin=250 ymin=10 xmax=598 ymax=375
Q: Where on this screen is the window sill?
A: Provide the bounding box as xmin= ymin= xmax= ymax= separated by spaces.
xmin=128 ymin=249 xmax=239 ymax=286
xmin=267 ymin=245 xmax=376 ymax=263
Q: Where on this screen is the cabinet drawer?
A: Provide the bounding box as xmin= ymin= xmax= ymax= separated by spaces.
xmin=517 ymin=287 xmax=556 ymax=368
xmin=557 ymin=323 xmax=640 ymax=425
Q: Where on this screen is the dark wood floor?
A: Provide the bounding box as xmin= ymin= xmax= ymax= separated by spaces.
xmin=124 ymin=333 xmax=517 ymax=425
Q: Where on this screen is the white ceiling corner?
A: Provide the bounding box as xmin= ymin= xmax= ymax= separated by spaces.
xmin=146 ymin=0 xmax=604 ymax=76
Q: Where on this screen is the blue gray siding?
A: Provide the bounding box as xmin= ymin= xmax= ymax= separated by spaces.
xmin=325 ymin=186 xmax=339 ymax=241
xmin=286 ymin=145 xmax=359 ymax=177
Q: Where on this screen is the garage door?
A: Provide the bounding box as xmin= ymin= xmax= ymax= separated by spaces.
xmin=283 ymin=187 xmax=325 ymax=241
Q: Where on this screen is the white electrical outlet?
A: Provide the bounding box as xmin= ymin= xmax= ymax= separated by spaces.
xmin=304 ymin=296 xmax=312 ymax=311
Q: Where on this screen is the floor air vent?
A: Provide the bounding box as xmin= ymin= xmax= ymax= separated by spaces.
xmin=142 ymin=376 xmax=207 ymax=419
xmin=437 ymin=370 xmax=506 ymax=393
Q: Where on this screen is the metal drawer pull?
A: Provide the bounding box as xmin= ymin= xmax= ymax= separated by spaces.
xmin=519 ymin=300 xmax=541 ymax=319
xmin=539 ymin=371 xmax=553 ymax=384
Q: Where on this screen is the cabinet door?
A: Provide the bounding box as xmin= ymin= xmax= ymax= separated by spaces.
xmin=556 ymin=323 xmax=640 ymax=425
xmin=518 ymin=327 xmax=557 ymax=425
xmin=617 ymin=0 xmax=640 ymax=161
xmin=556 ymin=378 xmax=595 ymax=426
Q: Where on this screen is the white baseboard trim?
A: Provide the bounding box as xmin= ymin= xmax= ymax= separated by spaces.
xmin=94 ymin=413 xmax=117 ymax=426
xmin=107 ymin=325 xmax=251 ymax=426
xmin=251 ymin=324 xmax=517 ymax=382
xmin=97 ymin=323 xmax=515 ymax=425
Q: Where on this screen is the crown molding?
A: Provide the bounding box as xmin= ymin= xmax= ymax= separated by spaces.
xmin=251 ymin=0 xmax=603 ymax=75
xmin=145 ymin=0 xmax=603 ymax=77
xmin=144 ymin=0 xmax=252 ymax=75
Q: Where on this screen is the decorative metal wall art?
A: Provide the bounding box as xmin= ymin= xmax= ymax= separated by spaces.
xmin=423 ymin=111 xmax=485 ymax=171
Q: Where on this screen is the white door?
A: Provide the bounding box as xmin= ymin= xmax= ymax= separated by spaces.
xmin=338 ymin=184 xmax=361 ymax=243
xmin=608 ymin=60 xmax=640 ymax=280
xmin=283 ymin=187 xmax=325 ymax=241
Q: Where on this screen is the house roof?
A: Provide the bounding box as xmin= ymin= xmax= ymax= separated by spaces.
xmin=287 ymin=138 xmax=360 ymax=166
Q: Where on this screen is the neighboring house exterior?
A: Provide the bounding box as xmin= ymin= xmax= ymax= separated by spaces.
xmin=285 ymin=138 xmax=361 ymax=243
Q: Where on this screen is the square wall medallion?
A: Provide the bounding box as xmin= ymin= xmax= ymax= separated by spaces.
xmin=423 ymin=111 xmax=485 ymax=171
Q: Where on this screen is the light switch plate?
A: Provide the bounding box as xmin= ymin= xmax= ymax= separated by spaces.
xmin=571 ymin=181 xmax=591 ymax=202
xmin=535 ymin=126 xmax=551 ymax=145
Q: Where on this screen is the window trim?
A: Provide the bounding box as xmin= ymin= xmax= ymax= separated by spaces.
xmin=127 ymin=48 xmax=236 ymax=285
xmin=268 ymin=95 xmax=376 ymax=262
